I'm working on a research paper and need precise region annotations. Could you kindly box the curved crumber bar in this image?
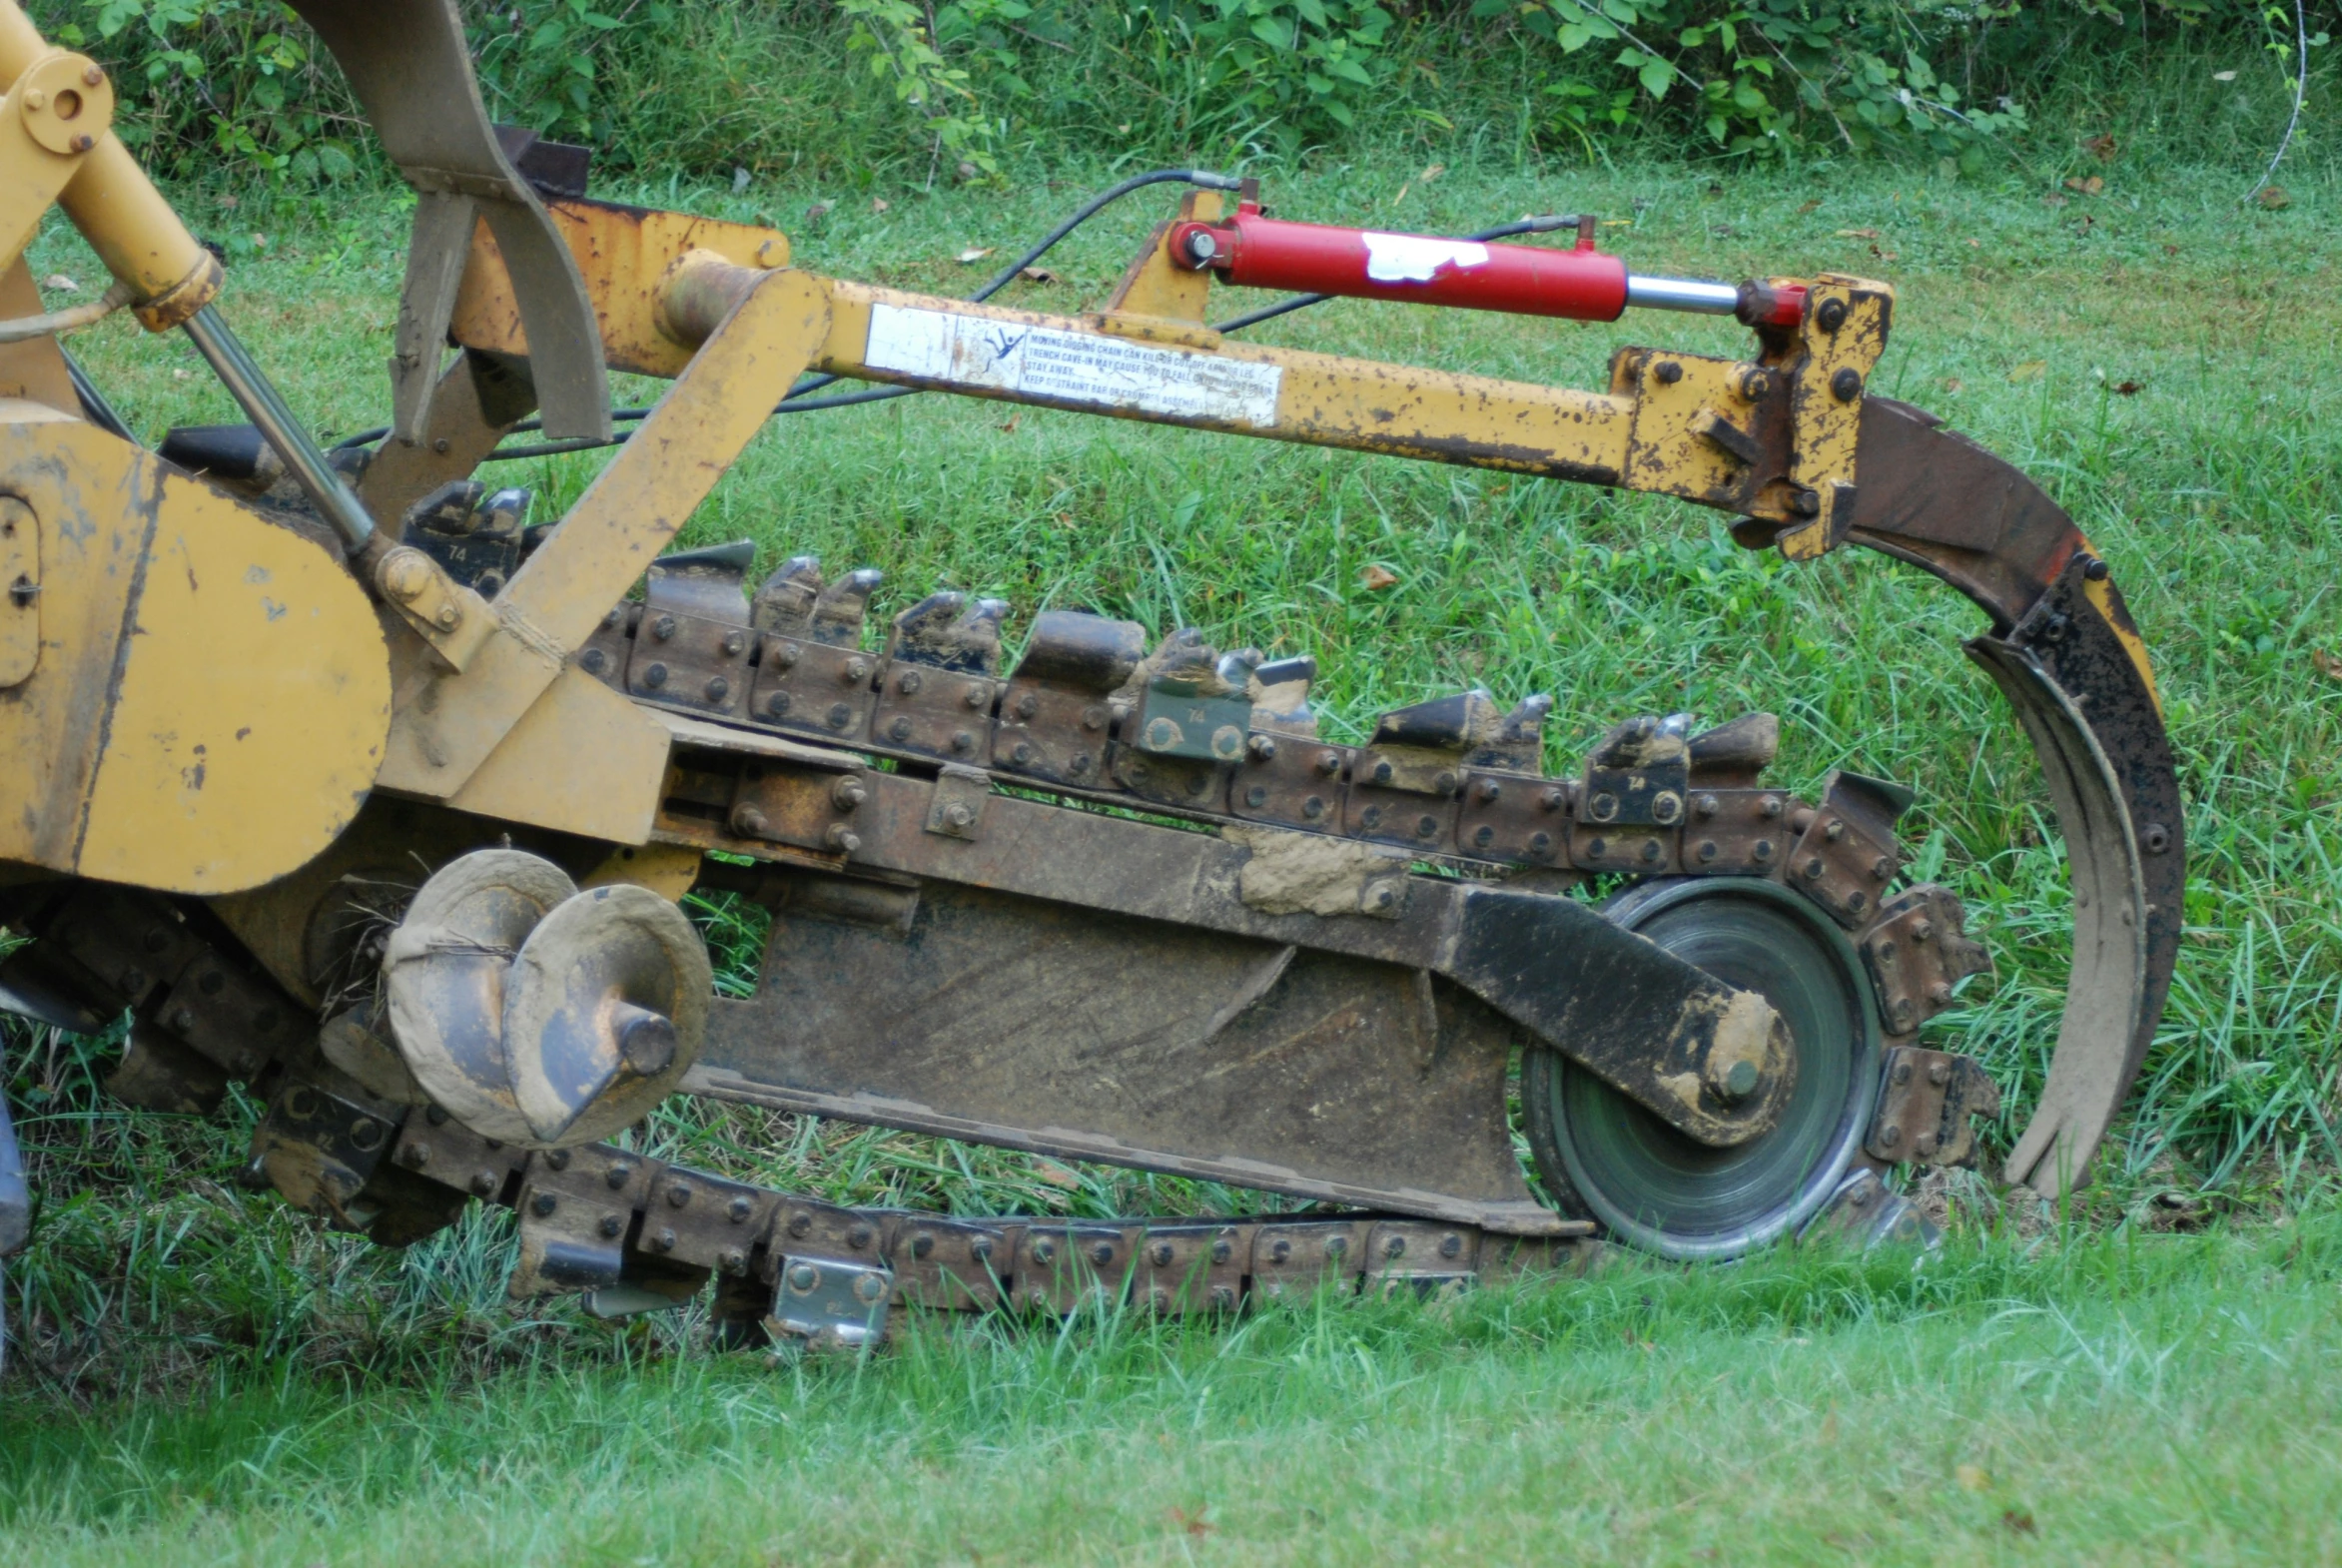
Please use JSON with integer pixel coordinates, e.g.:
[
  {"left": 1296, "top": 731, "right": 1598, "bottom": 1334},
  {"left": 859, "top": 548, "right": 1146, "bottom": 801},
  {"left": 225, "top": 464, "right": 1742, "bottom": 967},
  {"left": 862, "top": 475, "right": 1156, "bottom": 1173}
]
[{"left": 1848, "top": 398, "right": 2184, "bottom": 1196}]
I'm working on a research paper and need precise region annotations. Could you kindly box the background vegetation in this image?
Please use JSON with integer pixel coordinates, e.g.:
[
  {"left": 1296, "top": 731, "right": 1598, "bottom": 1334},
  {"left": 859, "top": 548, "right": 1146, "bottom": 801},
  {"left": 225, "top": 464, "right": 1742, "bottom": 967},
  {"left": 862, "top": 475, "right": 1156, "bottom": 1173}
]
[{"left": 0, "top": 1, "right": 2338, "bottom": 1556}]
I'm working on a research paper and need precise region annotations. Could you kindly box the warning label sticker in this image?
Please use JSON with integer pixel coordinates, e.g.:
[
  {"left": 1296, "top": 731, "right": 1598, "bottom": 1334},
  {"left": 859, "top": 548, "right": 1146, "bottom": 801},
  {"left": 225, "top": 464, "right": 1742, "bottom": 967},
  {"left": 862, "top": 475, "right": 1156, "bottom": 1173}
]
[{"left": 863, "top": 303, "right": 1283, "bottom": 427}]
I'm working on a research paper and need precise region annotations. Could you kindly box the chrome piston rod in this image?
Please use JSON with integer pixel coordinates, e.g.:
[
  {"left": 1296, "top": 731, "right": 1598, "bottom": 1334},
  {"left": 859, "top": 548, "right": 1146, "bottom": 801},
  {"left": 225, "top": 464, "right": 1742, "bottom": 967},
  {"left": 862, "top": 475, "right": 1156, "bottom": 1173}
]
[{"left": 181, "top": 305, "right": 377, "bottom": 552}]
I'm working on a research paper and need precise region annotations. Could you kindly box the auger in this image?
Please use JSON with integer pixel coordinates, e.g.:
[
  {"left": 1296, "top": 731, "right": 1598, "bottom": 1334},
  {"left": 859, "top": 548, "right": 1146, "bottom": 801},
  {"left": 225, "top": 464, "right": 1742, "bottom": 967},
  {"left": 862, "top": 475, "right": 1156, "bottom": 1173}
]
[{"left": 0, "top": 0, "right": 2180, "bottom": 1351}]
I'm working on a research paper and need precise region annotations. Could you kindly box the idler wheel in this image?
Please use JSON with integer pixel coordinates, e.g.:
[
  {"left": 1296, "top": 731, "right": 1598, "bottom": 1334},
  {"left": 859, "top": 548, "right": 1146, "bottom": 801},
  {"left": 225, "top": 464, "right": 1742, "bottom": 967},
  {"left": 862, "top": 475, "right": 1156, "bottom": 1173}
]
[{"left": 1523, "top": 877, "right": 1882, "bottom": 1260}]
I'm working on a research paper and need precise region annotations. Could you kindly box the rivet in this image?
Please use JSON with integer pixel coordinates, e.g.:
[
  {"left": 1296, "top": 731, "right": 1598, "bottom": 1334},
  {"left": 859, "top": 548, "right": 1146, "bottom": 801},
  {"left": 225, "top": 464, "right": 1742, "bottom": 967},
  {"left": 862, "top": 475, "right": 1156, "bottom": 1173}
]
[
  {"left": 1472, "top": 825, "right": 1495, "bottom": 849},
  {"left": 667, "top": 1181, "right": 693, "bottom": 1207},
  {"left": 723, "top": 630, "right": 747, "bottom": 656},
  {"left": 426, "top": 1105, "right": 450, "bottom": 1127},
  {"left": 1248, "top": 733, "right": 1277, "bottom": 761},
  {"left": 1416, "top": 815, "right": 1440, "bottom": 839},
  {"left": 530, "top": 1191, "right": 557, "bottom": 1217},
  {"left": 847, "top": 1222, "right": 874, "bottom": 1249},
  {"left": 643, "top": 662, "right": 668, "bottom": 689},
  {"left": 1268, "top": 1238, "right": 1291, "bottom": 1263},
  {"left": 963, "top": 683, "right": 988, "bottom": 709},
  {"left": 1091, "top": 1241, "right": 1116, "bottom": 1265},
  {"left": 1316, "top": 750, "right": 1342, "bottom": 775},
  {"left": 1245, "top": 785, "right": 1268, "bottom": 808},
  {"left": 605, "top": 1163, "right": 633, "bottom": 1189},
  {"left": 1433, "top": 771, "right": 1457, "bottom": 795},
  {"left": 398, "top": 1143, "right": 430, "bottom": 1170},
  {"left": 951, "top": 730, "right": 976, "bottom": 753},
  {"left": 911, "top": 1232, "right": 935, "bottom": 1259},
  {"left": 1370, "top": 760, "right": 1393, "bottom": 786},
  {"left": 773, "top": 643, "right": 800, "bottom": 668},
  {"left": 897, "top": 669, "right": 923, "bottom": 695},
  {"left": 469, "top": 1171, "right": 498, "bottom": 1196},
  {"left": 1438, "top": 1232, "right": 1462, "bottom": 1259},
  {"left": 651, "top": 1227, "right": 676, "bottom": 1252},
  {"left": 1302, "top": 796, "right": 1324, "bottom": 819},
  {"left": 1015, "top": 692, "right": 1041, "bottom": 719},
  {"left": 705, "top": 675, "right": 730, "bottom": 701},
  {"left": 1697, "top": 840, "right": 1718, "bottom": 863},
  {"left": 719, "top": 1246, "right": 747, "bottom": 1274},
  {"left": 729, "top": 1194, "right": 753, "bottom": 1221},
  {"left": 597, "top": 1214, "right": 622, "bottom": 1238},
  {"left": 1382, "top": 1234, "right": 1405, "bottom": 1258},
  {"left": 544, "top": 1149, "right": 571, "bottom": 1171},
  {"left": 1824, "top": 818, "right": 1845, "bottom": 842},
  {"left": 1210, "top": 1238, "right": 1232, "bottom": 1263},
  {"left": 1360, "top": 806, "right": 1383, "bottom": 830},
  {"left": 652, "top": 614, "right": 676, "bottom": 641},
  {"left": 788, "top": 1210, "right": 813, "bottom": 1237},
  {"left": 827, "top": 703, "right": 853, "bottom": 728},
  {"left": 888, "top": 716, "right": 913, "bottom": 742},
  {"left": 789, "top": 1262, "right": 819, "bottom": 1291},
  {"left": 1034, "top": 1238, "right": 1057, "bottom": 1263},
  {"left": 1878, "top": 1126, "right": 1903, "bottom": 1150}
]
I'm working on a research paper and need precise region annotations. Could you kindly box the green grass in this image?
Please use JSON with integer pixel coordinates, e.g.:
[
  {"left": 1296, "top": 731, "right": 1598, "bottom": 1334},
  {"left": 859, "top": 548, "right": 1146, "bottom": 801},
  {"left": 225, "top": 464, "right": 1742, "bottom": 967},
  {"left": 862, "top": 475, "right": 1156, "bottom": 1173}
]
[
  {"left": 5, "top": 141, "right": 2342, "bottom": 1558},
  {"left": 5, "top": 1217, "right": 2342, "bottom": 1564}
]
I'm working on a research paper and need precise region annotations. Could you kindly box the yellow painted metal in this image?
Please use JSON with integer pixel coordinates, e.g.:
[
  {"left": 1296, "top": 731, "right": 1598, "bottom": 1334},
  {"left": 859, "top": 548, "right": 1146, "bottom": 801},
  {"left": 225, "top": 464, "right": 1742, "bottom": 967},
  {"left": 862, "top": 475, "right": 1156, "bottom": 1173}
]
[
  {"left": 443, "top": 663, "right": 674, "bottom": 843},
  {"left": 0, "top": 406, "right": 390, "bottom": 894},
  {"left": 583, "top": 840, "right": 704, "bottom": 902},
  {"left": 11, "top": 47, "right": 110, "bottom": 156},
  {"left": 448, "top": 197, "right": 790, "bottom": 378},
  {"left": 0, "top": 1, "right": 220, "bottom": 329},
  {"left": 0, "top": 261, "right": 76, "bottom": 414},
  {"left": 1616, "top": 349, "right": 1766, "bottom": 508},
  {"left": 377, "top": 266, "right": 831, "bottom": 801},
  {"left": 0, "top": 52, "right": 96, "bottom": 281},
  {"left": 1774, "top": 274, "right": 1890, "bottom": 561},
  {"left": 0, "top": 491, "right": 34, "bottom": 685},
  {"left": 1101, "top": 189, "right": 1221, "bottom": 326},
  {"left": 811, "top": 280, "right": 1636, "bottom": 482},
  {"left": 2082, "top": 564, "right": 2162, "bottom": 715}
]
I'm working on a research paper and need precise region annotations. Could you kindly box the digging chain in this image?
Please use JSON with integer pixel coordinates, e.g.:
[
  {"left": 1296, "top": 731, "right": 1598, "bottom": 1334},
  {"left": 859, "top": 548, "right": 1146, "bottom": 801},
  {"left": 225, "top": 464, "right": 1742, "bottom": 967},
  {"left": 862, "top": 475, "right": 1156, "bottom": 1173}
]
[{"left": 0, "top": 538, "right": 2011, "bottom": 1344}]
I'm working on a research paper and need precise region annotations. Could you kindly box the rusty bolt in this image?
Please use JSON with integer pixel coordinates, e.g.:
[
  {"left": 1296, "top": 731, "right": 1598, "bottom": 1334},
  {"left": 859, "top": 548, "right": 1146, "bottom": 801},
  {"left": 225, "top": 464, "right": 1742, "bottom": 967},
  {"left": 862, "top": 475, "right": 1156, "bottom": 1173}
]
[
  {"left": 847, "top": 1222, "right": 874, "bottom": 1249},
  {"left": 1587, "top": 792, "right": 1619, "bottom": 823},
  {"left": 789, "top": 1262, "right": 819, "bottom": 1291},
  {"left": 351, "top": 1118, "right": 385, "bottom": 1153},
  {"left": 1653, "top": 361, "right": 1683, "bottom": 385},
  {"left": 854, "top": 1273, "right": 886, "bottom": 1304},
  {"left": 1315, "top": 750, "right": 1343, "bottom": 776},
  {"left": 1015, "top": 692, "right": 1041, "bottom": 719},
  {"left": 1091, "top": 1241, "right": 1115, "bottom": 1265},
  {"left": 1211, "top": 1237, "right": 1233, "bottom": 1263},
  {"left": 605, "top": 1163, "right": 634, "bottom": 1189},
  {"left": 1831, "top": 368, "right": 1864, "bottom": 402},
  {"left": 1847, "top": 891, "right": 1868, "bottom": 916},
  {"left": 1872, "top": 856, "right": 1893, "bottom": 881},
  {"left": 1361, "top": 881, "right": 1397, "bottom": 914},
  {"left": 1540, "top": 787, "right": 1565, "bottom": 812},
  {"left": 1070, "top": 753, "right": 1094, "bottom": 776},
  {"left": 1302, "top": 796, "right": 1325, "bottom": 819},
  {"left": 825, "top": 823, "right": 862, "bottom": 854},
  {"left": 1929, "top": 1061, "right": 1952, "bottom": 1090},
  {"left": 398, "top": 1142, "right": 430, "bottom": 1170},
  {"left": 1529, "top": 831, "right": 1553, "bottom": 856},
  {"left": 530, "top": 1191, "right": 557, "bottom": 1217},
  {"left": 1433, "top": 771, "right": 1458, "bottom": 795},
  {"left": 1761, "top": 795, "right": 1785, "bottom": 819},
  {"left": 729, "top": 1194, "right": 753, "bottom": 1222},
  {"left": 723, "top": 630, "right": 747, "bottom": 656},
  {"left": 1697, "top": 840, "right": 1719, "bottom": 863},
  {"left": 1476, "top": 778, "right": 1502, "bottom": 803},
  {"left": 963, "top": 683, "right": 988, "bottom": 709},
  {"left": 69, "top": 133, "right": 92, "bottom": 153},
  {"left": 1438, "top": 1232, "right": 1463, "bottom": 1259},
  {"left": 843, "top": 657, "right": 872, "bottom": 684},
  {"left": 378, "top": 550, "right": 434, "bottom": 603},
  {"left": 787, "top": 1210, "right": 813, "bottom": 1237},
  {"left": 971, "top": 1237, "right": 994, "bottom": 1260},
  {"left": 1586, "top": 837, "right": 1609, "bottom": 858},
  {"left": 1359, "top": 805, "right": 1384, "bottom": 830},
  {"left": 1368, "top": 760, "right": 1394, "bottom": 787},
  {"left": 1824, "top": 818, "right": 1845, "bottom": 842},
  {"left": 730, "top": 803, "right": 768, "bottom": 837},
  {"left": 705, "top": 675, "right": 730, "bottom": 701},
  {"left": 1892, "top": 998, "right": 1916, "bottom": 1031},
  {"left": 1893, "top": 1061, "right": 1914, "bottom": 1086},
  {"left": 1267, "top": 1238, "right": 1292, "bottom": 1263},
  {"left": 1033, "top": 1238, "right": 1057, "bottom": 1263},
  {"left": 1012, "top": 742, "right": 1035, "bottom": 764},
  {"left": 1804, "top": 857, "right": 1826, "bottom": 880},
  {"left": 469, "top": 1171, "right": 498, "bottom": 1196},
  {"left": 597, "top": 1214, "right": 622, "bottom": 1238},
  {"left": 651, "top": 1227, "right": 676, "bottom": 1253},
  {"left": 1816, "top": 298, "right": 1849, "bottom": 333},
  {"left": 1788, "top": 488, "right": 1823, "bottom": 517},
  {"left": 719, "top": 1246, "right": 747, "bottom": 1275},
  {"left": 581, "top": 649, "right": 608, "bottom": 675},
  {"left": 667, "top": 1180, "right": 693, "bottom": 1207},
  {"left": 1382, "top": 1234, "right": 1406, "bottom": 1259},
  {"left": 1753, "top": 841, "right": 1776, "bottom": 863},
  {"left": 1324, "top": 1235, "right": 1348, "bottom": 1258},
  {"left": 642, "top": 662, "right": 669, "bottom": 689},
  {"left": 426, "top": 1105, "right": 450, "bottom": 1127},
  {"left": 1472, "top": 825, "right": 1495, "bottom": 849},
  {"left": 1245, "top": 785, "right": 1269, "bottom": 808},
  {"left": 1912, "top": 919, "right": 1935, "bottom": 943},
  {"left": 1652, "top": 791, "right": 1684, "bottom": 826},
  {"left": 1248, "top": 733, "right": 1277, "bottom": 761},
  {"left": 911, "top": 1232, "right": 935, "bottom": 1259},
  {"left": 772, "top": 643, "right": 800, "bottom": 669},
  {"left": 832, "top": 777, "right": 867, "bottom": 811},
  {"left": 650, "top": 614, "right": 675, "bottom": 642},
  {"left": 1915, "top": 1132, "right": 1939, "bottom": 1159},
  {"left": 951, "top": 730, "right": 976, "bottom": 753},
  {"left": 896, "top": 669, "right": 923, "bottom": 695},
  {"left": 943, "top": 802, "right": 974, "bottom": 830},
  {"left": 1736, "top": 365, "right": 1774, "bottom": 401},
  {"left": 1694, "top": 792, "right": 1719, "bottom": 819},
  {"left": 1415, "top": 815, "right": 1440, "bottom": 840},
  {"left": 827, "top": 703, "right": 853, "bottom": 728},
  {"left": 1877, "top": 1125, "right": 1903, "bottom": 1151},
  {"left": 887, "top": 716, "right": 913, "bottom": 742},
  {"left": 544, "top": 1149, "right": 571, "bottom": 1171}
]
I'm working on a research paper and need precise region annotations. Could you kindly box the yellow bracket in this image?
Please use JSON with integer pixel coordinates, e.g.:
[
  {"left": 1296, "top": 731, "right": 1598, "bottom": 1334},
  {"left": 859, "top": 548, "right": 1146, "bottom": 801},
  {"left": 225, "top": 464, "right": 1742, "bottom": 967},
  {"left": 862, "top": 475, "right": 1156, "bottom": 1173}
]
[{"left": 0, "top": 48, "right": 107, "bottom": 278}]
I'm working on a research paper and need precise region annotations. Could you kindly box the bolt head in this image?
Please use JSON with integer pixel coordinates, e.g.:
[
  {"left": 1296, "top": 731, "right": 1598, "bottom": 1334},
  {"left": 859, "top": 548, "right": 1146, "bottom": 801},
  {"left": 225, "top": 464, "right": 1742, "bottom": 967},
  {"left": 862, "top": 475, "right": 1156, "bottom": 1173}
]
[
  {"left": 597, "top": 1214, "right": 622, "bottom": 1238},
  {"left": 530, "top": 1191, "right": 557, "bottom": 1217},
  {"left": 1831, "top": 368, "right": 1864, "bottom": 402},
  {"left": 1816, "top": 298, "right": 1849, "bottom": 333},
  {"left": 789, "top": 1263, "right": 819, "bottom": 1291},
  {"left": 667, "top": 1181, "right": 693, "bottom": 1207},
  {"left": 1878, "top": 1125, "right": 1903, "bottom": 1150}
]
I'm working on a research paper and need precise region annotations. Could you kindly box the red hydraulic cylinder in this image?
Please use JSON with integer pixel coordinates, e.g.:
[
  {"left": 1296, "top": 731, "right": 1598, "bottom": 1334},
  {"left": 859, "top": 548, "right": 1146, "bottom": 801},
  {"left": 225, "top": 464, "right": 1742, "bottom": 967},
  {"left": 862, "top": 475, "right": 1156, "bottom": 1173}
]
[{"left": 1171, "top": 209, "right": 1630, "bottom": 322}]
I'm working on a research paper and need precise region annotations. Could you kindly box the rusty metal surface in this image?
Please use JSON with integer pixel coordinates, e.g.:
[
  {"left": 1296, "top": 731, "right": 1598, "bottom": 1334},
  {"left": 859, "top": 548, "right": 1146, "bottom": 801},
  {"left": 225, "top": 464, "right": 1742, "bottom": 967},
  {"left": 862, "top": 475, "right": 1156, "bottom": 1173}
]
[{"left": 1865, "top": 1044, "right": 2001, "bottom": 1167}]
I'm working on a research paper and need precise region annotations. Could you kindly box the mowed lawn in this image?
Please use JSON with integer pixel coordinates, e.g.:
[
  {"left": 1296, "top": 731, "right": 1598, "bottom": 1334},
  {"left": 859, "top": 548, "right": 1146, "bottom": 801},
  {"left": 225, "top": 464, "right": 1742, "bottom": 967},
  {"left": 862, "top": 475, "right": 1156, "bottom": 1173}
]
[{"left": 3, "top": 146, "right": 2340, "bottom": 1565}]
